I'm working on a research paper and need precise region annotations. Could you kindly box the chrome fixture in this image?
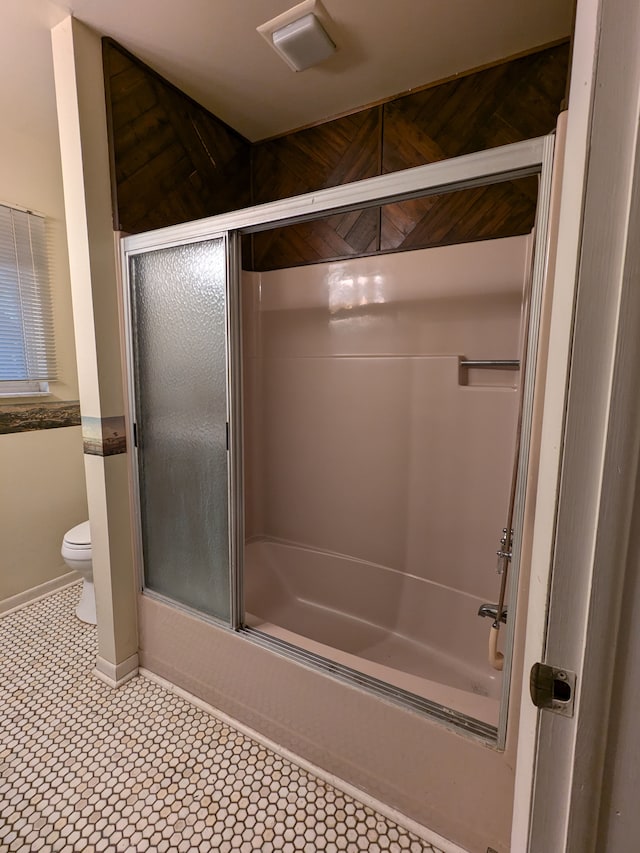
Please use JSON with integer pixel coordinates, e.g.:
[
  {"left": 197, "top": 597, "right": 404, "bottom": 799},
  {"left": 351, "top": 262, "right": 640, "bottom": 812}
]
[
  {"left": 478, "top": 603, "right": 508, "bottom": 624},
  {"left": 496, "top": 527, "right": 513, "bottom": 573}
]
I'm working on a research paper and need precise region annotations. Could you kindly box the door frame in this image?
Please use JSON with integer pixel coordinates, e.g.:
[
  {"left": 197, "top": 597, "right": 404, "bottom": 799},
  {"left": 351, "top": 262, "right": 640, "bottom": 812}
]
[{"left": 512, "top": 0, "right": 640, "bottom": 848}]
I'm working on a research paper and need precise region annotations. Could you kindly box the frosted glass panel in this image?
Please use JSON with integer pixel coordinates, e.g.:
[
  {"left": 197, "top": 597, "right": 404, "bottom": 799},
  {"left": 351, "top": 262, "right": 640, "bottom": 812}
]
[{"left": 130, "top": 238, "right": 230, "bottom": 621}]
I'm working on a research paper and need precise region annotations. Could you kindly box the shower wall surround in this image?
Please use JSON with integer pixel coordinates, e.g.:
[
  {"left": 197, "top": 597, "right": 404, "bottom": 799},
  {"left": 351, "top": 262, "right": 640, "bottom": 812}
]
[
  {"left": 240, "top": 233, "right": 534, "bottom": 731},
  {"left": 243, "top": 235, "right": 529, "bottom": 603}
]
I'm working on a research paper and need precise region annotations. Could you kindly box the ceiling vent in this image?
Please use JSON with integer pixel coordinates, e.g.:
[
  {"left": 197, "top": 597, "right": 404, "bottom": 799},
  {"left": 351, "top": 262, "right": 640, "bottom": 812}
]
[{"left": 257, "top": 0, "right": 337, "bottom": 72}]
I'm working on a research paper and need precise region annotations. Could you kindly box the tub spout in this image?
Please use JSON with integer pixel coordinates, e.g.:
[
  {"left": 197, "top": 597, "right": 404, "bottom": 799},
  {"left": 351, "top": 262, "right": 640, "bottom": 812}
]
[{"left": 478, "top": 603, "right": 508, "bottom": 624}]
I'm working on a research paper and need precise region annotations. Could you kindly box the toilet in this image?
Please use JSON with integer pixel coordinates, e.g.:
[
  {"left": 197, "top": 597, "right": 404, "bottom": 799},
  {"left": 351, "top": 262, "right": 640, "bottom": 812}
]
[{"left": 61, "top": 521, "right": 96, "bottom": 624}]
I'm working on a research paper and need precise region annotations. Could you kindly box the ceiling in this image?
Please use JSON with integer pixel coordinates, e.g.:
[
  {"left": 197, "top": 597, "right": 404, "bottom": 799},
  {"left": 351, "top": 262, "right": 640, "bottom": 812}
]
[{"left": 28, "top": 0, "right": 572, "bottom": 141}]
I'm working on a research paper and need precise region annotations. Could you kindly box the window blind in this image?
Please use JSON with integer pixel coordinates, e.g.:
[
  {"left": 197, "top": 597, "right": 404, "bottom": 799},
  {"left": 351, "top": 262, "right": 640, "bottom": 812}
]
[{"left": 0, "top": 204, "right": 57, "bottom": 382}]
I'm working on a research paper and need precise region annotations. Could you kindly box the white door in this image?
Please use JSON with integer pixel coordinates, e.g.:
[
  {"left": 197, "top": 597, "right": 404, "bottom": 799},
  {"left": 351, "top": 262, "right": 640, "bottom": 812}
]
[{"left": 512, "top": 0, "right": 640, "bottom": 849}]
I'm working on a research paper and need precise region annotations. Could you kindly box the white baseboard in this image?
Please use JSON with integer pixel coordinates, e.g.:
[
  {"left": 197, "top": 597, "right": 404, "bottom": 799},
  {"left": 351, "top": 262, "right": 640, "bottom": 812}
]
[
  {"left": 139, "top": 667, "right": 469, "bottom": 853},
  {"left": 0, "top": 571, "right": 81, "bottom": 616},
  {"left": 94, "top": 652, "right": 139, "bottom": 688}
]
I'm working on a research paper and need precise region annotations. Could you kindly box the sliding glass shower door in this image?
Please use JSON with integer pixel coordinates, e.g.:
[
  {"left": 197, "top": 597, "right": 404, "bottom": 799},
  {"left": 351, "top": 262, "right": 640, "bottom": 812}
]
[
  {"left": 128, "top": 236, "right": 231, "bottom": 622},
  {"left": 121, "top": 133, "right": 555, "bottom": 745}
]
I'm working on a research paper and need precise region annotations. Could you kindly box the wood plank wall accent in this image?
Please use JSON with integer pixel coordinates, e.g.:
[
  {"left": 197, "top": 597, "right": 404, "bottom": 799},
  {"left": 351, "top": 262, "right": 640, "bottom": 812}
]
[
  {"left": 380, "top": 43, "right": 569, "bottom": 253},
  {"left": 103, "top": 38, "right": 569, "bottom": 267},
  {"left": 251, "top": 41, "right": 569, "bottom": 270},
  {"left": 251, "top": 109, "right": 382, "bottom": 269},
  {"left": 103, "top": 40, "right": 251, "bottom": 234}
]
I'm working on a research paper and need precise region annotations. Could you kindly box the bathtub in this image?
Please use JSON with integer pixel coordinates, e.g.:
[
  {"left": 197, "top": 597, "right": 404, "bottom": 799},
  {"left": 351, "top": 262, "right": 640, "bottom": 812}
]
[{"left": 244, "top": 538, "right": 502, "bottom": 727}]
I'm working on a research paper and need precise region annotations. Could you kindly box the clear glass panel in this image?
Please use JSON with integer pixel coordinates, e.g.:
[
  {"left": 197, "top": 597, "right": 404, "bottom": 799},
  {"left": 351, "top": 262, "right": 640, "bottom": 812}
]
[
  {"left": 130, "top": 238, "right": 230, "bottom": 621},
  {"left": 241, "top": 178, "right": 540, "bottom": 729}
]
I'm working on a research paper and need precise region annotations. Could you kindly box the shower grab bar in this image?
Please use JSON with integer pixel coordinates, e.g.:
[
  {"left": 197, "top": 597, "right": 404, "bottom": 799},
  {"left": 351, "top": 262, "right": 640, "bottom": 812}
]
[{"left": 460, "top": 359, "right": 520, "bottom": 369}]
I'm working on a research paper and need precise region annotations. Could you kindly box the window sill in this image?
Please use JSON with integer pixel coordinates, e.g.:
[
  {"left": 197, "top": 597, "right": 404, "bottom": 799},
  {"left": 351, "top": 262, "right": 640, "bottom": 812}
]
[
  {"left": 0, "top": 380, "right": 52, "bottom": 399},
  {"left": 0, "top": 391, "right": 52, "bottom": 399}
]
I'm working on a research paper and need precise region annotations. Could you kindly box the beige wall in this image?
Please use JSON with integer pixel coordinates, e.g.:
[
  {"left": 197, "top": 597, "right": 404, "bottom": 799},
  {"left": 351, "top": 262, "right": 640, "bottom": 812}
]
[
  {"left": 0, "top": 1, "right": 87, "bottom": 603},
  {"left": 0, "top": 428, "right": 86, "bottom": 601}
]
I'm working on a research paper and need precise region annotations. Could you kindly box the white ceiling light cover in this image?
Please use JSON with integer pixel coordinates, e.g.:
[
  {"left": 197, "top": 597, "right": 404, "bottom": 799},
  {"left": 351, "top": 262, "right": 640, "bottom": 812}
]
[
  {"left": 257, "top": 0, "right": 337, "bottom": 73},
  {"left": 272, "top": 13, "right": 335, "bottom": 72}
]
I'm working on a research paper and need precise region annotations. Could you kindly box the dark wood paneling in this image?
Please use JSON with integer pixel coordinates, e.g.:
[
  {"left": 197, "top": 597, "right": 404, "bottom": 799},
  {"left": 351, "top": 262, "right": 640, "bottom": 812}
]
[
  {"left": 252, "top": 108, "right": 382, "bottom": 202},
  {"left": 251, "top": 208, "right": 380, "bottom": 271},
  {"left": 251, "top": 109, "right": 382, "bottom": 271},
  {"left": 252, "top": 42, "right": 569, "bottom": 269},
  {"left": 381, "top": 178, "right": 538, "bottom": 253},
  {"left": 380, "top": 43, "right": 569, "bottom": 253},
  {"left": 383, "top": 44, "right": 569, "bottom": 171},
  {"left": 103, "top": 40, "right": 251, "bottom": 234},
  {"left": 103, "top": 38, "right": 569, "bottom": 267}
]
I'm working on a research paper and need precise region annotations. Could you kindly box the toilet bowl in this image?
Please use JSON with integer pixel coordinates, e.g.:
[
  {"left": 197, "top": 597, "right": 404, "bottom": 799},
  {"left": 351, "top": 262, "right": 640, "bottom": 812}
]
[{"left": 61, "top": 521, "right": 95, "bottom": 624}]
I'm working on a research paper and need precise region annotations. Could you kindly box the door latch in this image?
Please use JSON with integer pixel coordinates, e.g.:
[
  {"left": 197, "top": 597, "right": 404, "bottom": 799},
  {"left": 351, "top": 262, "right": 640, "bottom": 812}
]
[{"left": 530, "top": 662, "right": 576, "bottom": 717}]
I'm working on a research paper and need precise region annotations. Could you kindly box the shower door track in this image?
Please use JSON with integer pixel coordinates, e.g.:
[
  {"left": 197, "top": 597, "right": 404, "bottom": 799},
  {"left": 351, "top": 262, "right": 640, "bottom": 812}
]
[
  {"left": 241, "top": 626, "right": 498, "bottom": 742},
  {"left": 121, "top": 132, "right": 556, "bottom": 750}
]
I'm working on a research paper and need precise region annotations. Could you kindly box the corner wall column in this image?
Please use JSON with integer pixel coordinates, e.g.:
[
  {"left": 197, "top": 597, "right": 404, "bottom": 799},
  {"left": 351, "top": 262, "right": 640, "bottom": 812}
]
[{"left": 51, "top": 16, "right": 138, "bottom": 686}]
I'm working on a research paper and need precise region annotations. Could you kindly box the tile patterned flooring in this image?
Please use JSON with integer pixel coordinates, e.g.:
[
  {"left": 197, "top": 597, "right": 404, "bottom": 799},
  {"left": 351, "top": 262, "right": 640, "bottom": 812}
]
[{"left": 0, "top": 585, "right": 444, "bottom": 853}]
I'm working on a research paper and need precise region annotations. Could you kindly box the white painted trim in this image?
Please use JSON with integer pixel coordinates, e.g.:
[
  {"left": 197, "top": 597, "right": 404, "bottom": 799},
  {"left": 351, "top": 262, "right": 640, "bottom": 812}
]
[
  {"left": 510, "top": 1, "right": 601, "bottom": 848},
  {"left": 94, "top": 652, "right": 139, "bottom": 688},
  {"left": 139, "top": 667, "right": 469, "bottom": 853},
  {"left": 514, "top": 0, "right": 640, "bottom": 849},
  {"left": 529, "top": 0, "right": 640, "bottom": 846},
  {"left": 0, "top": 572, "right": 80, "bottom": 616}
]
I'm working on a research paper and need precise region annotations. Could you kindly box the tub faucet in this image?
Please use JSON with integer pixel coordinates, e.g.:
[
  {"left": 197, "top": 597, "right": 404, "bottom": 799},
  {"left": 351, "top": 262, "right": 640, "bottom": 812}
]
[{"left": 478, "top": 603, "right": 508, "bottom": 624}]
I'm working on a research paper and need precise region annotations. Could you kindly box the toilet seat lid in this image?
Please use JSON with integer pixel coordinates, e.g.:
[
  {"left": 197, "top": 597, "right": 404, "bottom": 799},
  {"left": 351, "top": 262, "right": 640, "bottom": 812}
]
[{"left": 64, "top": 520, "right": 90, "bottom": 546}]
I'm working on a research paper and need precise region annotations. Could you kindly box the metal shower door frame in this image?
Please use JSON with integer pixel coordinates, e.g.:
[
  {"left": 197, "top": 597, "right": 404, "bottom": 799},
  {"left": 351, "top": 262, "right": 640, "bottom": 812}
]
[
  {"left": 121, "top": 133, "right": 555, "bottom": 747},
  {"left": 121, "top": 230, "right": 241, "bottom": 628}
]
